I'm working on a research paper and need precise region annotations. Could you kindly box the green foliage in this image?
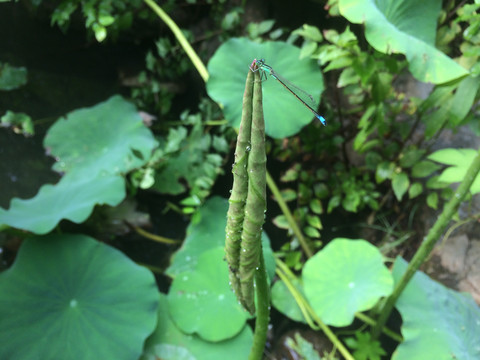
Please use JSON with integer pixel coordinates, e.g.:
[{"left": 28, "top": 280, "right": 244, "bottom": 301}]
[
  {"left": 141, "top": 294, "right": 253, "bottom": 360},
  {"left": 246, "top": 20, "right": 276, "bottom": 40},
  {"left": 165, "top": 196, "right": 275, "bottom": 282},
  {"left": 344, "top": 332, "right": 386, "bottom": 360},
  {"left": 272, "top": 241, "right": 480, "bottom": 359},
  {"left": 0, "top": 111, "right": 34, "bottom": 136},
  {"left": 285, "top": 333, "right": 325, "bottom": 360},
  {"left": 391, "top": 172, "right": 409, "bottom": 201},
  {"left": 339, "top": 0, "right": 468, "bottom": 83},
  {"left": 278, "top": 0, "right": 479, "bottom": 220},
  {"left": 132, "top": 36, "right": 194, "bottom": 116},
  {"left": 2, "top": 0, "right": 480, "bottom": 359},
  {"left": 428, "top": 148, "right": 480, "bottom": 194},
  {"left": 131, "top": 100, "right": 233, "bottom": 214},
  {"left": 421, "top": 77, "right": 480, "bottom": 138},
  {"left": 327, "top": 166, "right": 380, "bottom": 212},
  {"left": 0, "top": 62, "right": 27, "bottom": 90},
  {"left": 159, "top": 197, "right": 274, "bottom": 356},
  {"left": 392, "top": 258, "right": 480, "bottom": 359},
  {"left": 302, "top": 239, "right": 393, "bottom": 326},
  {"left": 401, "top": 147, "right": 480, "bottom": 209},
  {"left": 36, "top": 0, "right": 145, "bottom": 42},
  {"left": 221, "top": 7, "right": 244, "bottom": 33},
  {"left": 272, "top": 148, "right": 380, "bottom": 247},
  {"left": 167, "top": 247, "right": 248, "bottom": 341},
  {"left": 271, "top": 277, "right": 307, "bottom": 323},
  {"left": 207, "top": 37, "right": 325, "bottom": 138},
  {"left": 0, "top": 234, "right": 159, "bottom": 360},
  {"left": 278, "top": 163, "right": 327, "bottom": 237},
  {"left": 0, "top": 96, "right": 158, "bottom": 234}
]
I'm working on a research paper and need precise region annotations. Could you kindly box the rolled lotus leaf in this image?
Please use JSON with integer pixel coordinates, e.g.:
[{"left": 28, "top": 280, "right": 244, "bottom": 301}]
[
  {"left": 225, "top": 61, "right": 266, "bottom": 314},
  {"left": 225, "top": 65, "right": 254, "bottom": 301}
]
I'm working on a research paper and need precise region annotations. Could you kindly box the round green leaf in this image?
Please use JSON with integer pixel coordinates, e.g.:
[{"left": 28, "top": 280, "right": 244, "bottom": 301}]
[
  {"left": 0, "top": 95, "right": 158, "bottom": 234},
  {"left": 45, "top": 95, "right": 158, "bottom": 176},
  {"left": 302, "top": 238, "right": 393, "bottom": 326},
  {"left": 167, "top": 247, "right": 249, "bottom": 342},
  {"left": 207, "top": 37, "right": 325, "bottom": 139},
  {"left": 142, "top": 294, "right": 252, "bottom": 360},
  {"left": 0, "top": 234, "right": 159, "bottom": 360},
  {"left": 392, "top": 257, "right": 480, "bottom": 360}
]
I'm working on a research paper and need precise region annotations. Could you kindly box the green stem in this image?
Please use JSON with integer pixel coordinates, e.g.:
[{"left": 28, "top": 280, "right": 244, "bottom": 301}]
[
  {"left": 275, "top": 258, "right": 354, "bottom": 360},
  {"left": 440, "top": 212, "right": 480, "bottom": 247},
  {"left": 266, "top": 172, "right": 314, "bottom": 258},
  {"left": 130, "top": 224, "right": 180, "bottom": 244},
  {"left": 274, "top": 258, "right": 319, "bottom": 330},
  {"left": 248, "top": 252, "right": 270, "bottom": 360},
  {"left": 143, "top": 0, "right": 209, "bottom": 82},
  {"left": 304, "top": 302, "right": 354, "bottom": 360},
  {"left": 354, "top": 312, "right": 402, "bottom": 343},
  {"left": 373, "top": 149, "right": 480, "bottom": 338}
]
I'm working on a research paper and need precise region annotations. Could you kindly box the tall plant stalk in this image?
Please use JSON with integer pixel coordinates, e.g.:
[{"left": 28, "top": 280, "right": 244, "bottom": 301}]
[
  {"left": 247, "top": 68, "right": 269, "bottom": 359},
  {"left": 225, "top": 62, "right": 269, "bottom": 359},
  {"left": 143, "top": 0, "right": 209, "bottom": 82},
  {"left": 225, "top": 64, "right": 255, "bottom": 308},
  {"left": 266, "top": 172, "right": 314, "bottom": 258},
  {"left": 373, "top": 149, "right": 480, "bottom": 338}
]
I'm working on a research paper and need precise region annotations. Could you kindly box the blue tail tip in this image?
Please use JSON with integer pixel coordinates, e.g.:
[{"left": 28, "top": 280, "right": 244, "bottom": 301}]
[{"left": 317, "top": 115, "right": 326, "bottom": 126}]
